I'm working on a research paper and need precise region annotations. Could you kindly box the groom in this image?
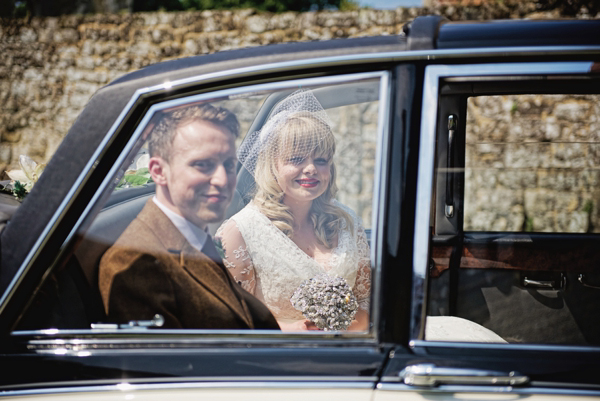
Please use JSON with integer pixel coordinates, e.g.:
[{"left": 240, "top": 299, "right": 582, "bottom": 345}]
[{"left": 99, "top": 104, "right": 279, "bottom": 330}]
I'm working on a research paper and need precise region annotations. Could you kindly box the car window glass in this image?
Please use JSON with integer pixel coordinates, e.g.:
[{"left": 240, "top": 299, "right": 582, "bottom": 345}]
[
  {"left": 426, "top": 75, "right": 600, "bottom": 346},
  {"left": 15, "top": 75, "right": 384, "bottom": 334},
  {"left": 464, "top": 94, "right": 600, "bottom": 233}
]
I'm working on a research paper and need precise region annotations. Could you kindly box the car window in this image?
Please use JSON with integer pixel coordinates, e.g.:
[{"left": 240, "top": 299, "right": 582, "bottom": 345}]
[
  {"left": 15, "top": 73, "right": 387, "bottom": 335},
  {"left": 419, "top": 62, "right": 600, "bottom": 346}
]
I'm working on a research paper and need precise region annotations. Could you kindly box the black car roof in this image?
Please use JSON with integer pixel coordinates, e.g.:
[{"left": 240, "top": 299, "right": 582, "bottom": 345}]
[{"left": 437, "top": 19, "right": 600, "bottom": 49}]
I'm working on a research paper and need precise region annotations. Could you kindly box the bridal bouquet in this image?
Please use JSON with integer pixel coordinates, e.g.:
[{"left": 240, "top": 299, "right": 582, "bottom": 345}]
[{"left": 290, "top": 274, "right": 359, "bottom": 331}]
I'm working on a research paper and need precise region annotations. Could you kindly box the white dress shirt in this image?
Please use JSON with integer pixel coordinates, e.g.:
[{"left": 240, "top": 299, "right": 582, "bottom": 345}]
[{"left": 152, "top": 197, "right": 208, "bottom": 252}]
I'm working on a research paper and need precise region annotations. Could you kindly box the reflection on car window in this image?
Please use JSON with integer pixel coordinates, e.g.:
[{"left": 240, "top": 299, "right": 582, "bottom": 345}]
[
  {"left": 16, "top": 77, "right": 381, "bottom": 334},
  {"left": 427, "top": 90, "right": 600, "bottom": 345}
]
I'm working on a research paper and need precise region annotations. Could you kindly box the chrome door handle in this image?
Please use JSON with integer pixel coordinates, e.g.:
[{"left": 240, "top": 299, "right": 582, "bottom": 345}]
[
  {"left": 91, "top": 314, "right": 165, "bottom": 330},
  {"left": 523, "top": 273, "right": 565, "bottom": 290},
  {"left": 523, "top": 278, "right": 555, "bottom": 288},
  {"left": 400, "top": 364, "right": 529, "bottom": 387},
  {"left": 445, "top": 114, "right": 457, "bottom": 218}
]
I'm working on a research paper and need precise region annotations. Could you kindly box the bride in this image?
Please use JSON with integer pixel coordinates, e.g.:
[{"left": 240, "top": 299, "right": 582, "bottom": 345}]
[{"left": 216, "top": 90, "right": 370, "bottom": 331}]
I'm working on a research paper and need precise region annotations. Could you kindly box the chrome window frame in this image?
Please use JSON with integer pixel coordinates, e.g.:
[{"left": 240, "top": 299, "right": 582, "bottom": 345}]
[
  {"left": 10, "top": 71, "right": 391, "bottom": 342},
  {"left": 410, "top": 61, "right": 596, "bottom": 345}
]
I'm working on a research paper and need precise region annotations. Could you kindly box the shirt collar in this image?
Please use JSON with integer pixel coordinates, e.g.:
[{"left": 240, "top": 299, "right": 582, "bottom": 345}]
[{"left": 152, "top": 196, "right": 208, "bottom": 252}]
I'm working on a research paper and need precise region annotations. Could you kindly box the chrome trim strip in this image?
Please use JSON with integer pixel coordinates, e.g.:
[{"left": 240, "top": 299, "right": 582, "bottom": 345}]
[
  {"left": 3, "top": 43, "right": 598, "bottom": 319},
  {"left": 24, "top": 338, "right": 380, "bottom": 354},
  {"left": 141, "top": 45, "right": 600, "bottom": 95},
  {"left": 370, "top": 71, "right": 392, "bottom": 337},
  {"left": 376, "top": 382, "right": 600, "bottom": 396},
  {"left": 410, "top": 61, "right": 595, "bottom": 341},
  {"left": 409, "top": 339, "right": 600, "bottom": 353},
  {"left": 0, "top": 379, "right": 375, "bottom": 398}
]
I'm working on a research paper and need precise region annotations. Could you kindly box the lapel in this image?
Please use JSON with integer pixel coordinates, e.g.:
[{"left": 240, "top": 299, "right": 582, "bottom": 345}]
[
  {"left": 180, "top": 242, "right": 252, "bottom": 328},
  {"left": 138, "top": 200, "right": 252, "bottom": 327}
]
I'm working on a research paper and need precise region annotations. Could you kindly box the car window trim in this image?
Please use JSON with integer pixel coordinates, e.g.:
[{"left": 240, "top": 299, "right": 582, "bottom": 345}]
[
  {"left": 411, "top": 61, "right": 596, "bottom": 344},
  {"left": 9, "top": 71, "right": 391, "bottom": 340}
]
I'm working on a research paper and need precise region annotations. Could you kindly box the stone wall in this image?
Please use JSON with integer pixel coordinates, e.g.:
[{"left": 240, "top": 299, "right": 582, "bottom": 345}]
[
  {"left": 0, "top": 4, "right": 581, "bottom": 174},
  {"left": 465, "top": 95, "right": 600, "bottom": 233}
]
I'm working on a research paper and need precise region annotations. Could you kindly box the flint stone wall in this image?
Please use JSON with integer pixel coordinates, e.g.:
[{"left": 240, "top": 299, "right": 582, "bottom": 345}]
[
  {"left": 0, "top": 8, "right": 422, "bottom": 176},
  {"left": 465, "top": 95, "right": 600, "bottom": 233}
]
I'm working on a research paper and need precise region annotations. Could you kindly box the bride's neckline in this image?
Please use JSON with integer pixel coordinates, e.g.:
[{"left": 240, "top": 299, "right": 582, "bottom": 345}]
[{"left": 248, "top": 203, "right": 342, "bottom": 272}]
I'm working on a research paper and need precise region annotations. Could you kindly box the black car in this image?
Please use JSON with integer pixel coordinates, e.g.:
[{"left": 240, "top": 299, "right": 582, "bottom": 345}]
[{"left": 2, "top": 15, "right": 600, "bottom": 399}]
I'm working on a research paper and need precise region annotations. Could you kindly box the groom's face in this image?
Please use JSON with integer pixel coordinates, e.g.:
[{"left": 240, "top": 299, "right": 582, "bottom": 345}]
[{"left": 151, "top": 119, "right": 237, "bottom": 229}]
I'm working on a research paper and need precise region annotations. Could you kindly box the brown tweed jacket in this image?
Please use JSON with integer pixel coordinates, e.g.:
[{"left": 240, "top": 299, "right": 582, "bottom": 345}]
[{"left": 99, "top": 200, "right": 278, "bottom": 330}]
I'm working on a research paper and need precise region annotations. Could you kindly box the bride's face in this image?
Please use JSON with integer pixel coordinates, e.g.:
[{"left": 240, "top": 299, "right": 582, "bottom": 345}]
[{"left": 275, "top": 151, "right": 331, "bottom": 205}]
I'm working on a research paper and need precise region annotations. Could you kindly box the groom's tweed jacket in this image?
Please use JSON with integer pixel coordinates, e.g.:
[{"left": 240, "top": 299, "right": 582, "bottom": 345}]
[{"left": 99, "top": 200, "right": 278, "bottom": 330}]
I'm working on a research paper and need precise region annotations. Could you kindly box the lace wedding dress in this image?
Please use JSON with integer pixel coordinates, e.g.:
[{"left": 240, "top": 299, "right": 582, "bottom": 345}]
[{"left": 216, "top": 202, "right": 371, "bottom": 321}]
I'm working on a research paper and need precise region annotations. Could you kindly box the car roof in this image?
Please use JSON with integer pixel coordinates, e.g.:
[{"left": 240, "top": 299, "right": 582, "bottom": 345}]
[{"left": 437, "top": 19, "right": 600, "bottom": 49}]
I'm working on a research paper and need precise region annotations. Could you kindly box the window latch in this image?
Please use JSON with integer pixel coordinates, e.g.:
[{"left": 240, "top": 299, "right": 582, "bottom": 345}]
[
  {"left": 445, "top": 114, "right": 457, "bottom": 218},
  {"left": 400, "top": 364, "right": 529, "bottom": 387},
  {"left": 91, "top": 314, "right": 165, "bottom": 330}
]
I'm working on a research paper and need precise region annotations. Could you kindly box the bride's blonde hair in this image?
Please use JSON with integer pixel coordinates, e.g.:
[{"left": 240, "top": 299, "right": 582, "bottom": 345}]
[{"left": 253, "top": 112, "right": 353, "bottom": 248}]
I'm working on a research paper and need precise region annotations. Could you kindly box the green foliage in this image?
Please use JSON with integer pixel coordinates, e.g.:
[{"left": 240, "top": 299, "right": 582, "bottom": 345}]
[
  {"left": 132, "top": 0, "right": 184, "bottom": 11},
  {"left": 214, "top": 236, "right": 226, "bottom": 260},
  {"left": 339, "top": 0, "right": 359, "bottom": 11},
  {"left": 13, "top": 181, "right": 27, "bottom": 201},
  {"left": 524, "top": 216, "right": 534, "bottom": 232},
  {"left": 583, "top": 199, "right": 594, "bottom": 214},
  {"left": 116, "top": 168, "right": 153, "bottom": 190}
]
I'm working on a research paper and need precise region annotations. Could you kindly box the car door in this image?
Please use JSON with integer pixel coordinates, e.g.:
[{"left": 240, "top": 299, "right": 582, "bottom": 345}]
[
  {"left": 0, "top": 47, "right": 399, "bottom": 398},
  {"left": 378, "top": 59, "right": 600, "bottom": 398}
]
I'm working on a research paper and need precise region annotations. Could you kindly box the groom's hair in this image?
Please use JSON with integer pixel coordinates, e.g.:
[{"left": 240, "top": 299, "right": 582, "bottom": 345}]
[{"left": 148, "top": 103, "right": 240, "bottom": 161}]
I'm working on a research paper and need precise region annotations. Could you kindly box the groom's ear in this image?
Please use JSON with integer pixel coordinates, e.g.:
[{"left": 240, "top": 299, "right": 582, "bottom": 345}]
[{"left": 148, "top": 156, "right": 169, "bottom": 186}]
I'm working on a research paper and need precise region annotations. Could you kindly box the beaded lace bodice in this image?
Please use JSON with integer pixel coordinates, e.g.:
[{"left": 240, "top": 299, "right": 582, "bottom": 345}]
[{"left": 216, "top": 202, "right": 371, "bottom": 320}]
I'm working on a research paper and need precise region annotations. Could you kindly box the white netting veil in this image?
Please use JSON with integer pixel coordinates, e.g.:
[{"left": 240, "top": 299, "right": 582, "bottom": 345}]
[{"left": 237, "top": 89, "right": 335, "bottom": 179}]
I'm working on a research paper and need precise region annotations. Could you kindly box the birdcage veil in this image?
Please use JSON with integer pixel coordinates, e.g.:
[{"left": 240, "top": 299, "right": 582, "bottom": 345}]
[{"left": 237, "top": 89, "right": 334, "bottom": 178}]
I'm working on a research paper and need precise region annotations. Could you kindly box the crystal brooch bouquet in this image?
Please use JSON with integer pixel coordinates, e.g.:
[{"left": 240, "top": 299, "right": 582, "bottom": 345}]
[{"left": 290, "top": 274, "right": 359, "bottom": 331}]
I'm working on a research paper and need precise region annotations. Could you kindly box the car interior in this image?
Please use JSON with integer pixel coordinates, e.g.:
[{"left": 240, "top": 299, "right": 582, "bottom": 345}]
[
  {"left": 427, "top": 76, "right": 600, "bottom": 345},
  {"left": 15, "top": 80, "right": 381, "bottom": 331}
]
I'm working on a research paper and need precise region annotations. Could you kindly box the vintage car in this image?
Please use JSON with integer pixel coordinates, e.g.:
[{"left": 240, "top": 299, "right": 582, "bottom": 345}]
[{"left": 1, "top": 15, "right": 600, "bottom": 399}]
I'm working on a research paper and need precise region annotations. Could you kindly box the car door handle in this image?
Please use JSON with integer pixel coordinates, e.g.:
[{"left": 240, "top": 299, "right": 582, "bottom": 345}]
[
  {"left": 522, "top": 273, "right": 566, "bottom": 290},
  {"left": 400, "top": 364, "right": 529, "bottom": 387},
  {"left": 445, "top": 114, "right": 457, "bottom": 218}
]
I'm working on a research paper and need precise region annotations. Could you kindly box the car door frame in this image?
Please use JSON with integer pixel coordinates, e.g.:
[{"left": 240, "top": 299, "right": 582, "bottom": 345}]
[
  {"left": 0, "top": 55, "right": 401, "bottom": 393},
  {"left": 380, "top": 59, "right": 600, "bottom": 394}
]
